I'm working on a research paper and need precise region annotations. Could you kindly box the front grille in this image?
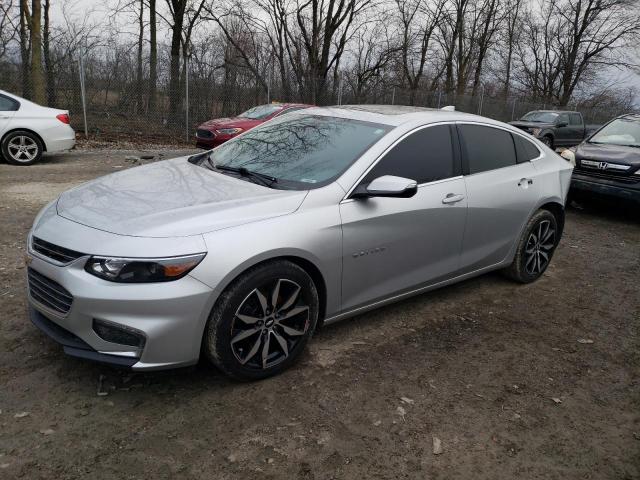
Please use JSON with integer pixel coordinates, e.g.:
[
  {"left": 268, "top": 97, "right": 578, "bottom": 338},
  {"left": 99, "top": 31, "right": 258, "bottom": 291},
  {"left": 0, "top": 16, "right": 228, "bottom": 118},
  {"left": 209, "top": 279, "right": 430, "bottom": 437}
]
[
  {"left": 27, "top": 268, "right": 74, "bottom": 315},
  {"left": 574, "top": 168, "right": 640, "bottom": 184},
  {"left": 32, "top": 236, "right": 84, "bottom": 264},
  {"left": 196, "top": 128, "right": 214, "bottom": 139}
]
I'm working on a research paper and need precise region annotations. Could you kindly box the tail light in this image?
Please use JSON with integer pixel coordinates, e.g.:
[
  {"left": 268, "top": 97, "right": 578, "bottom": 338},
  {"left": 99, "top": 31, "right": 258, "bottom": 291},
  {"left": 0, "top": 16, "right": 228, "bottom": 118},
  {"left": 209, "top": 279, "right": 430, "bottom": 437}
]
[{"left": 56, "top": 113, "right": 70, "bottom": 124}]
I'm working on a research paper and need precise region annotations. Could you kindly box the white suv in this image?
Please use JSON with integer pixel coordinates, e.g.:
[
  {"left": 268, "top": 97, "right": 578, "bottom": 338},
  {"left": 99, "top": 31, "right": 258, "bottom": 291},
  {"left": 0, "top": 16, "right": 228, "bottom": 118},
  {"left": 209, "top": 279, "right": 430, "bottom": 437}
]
[{"left": 0, "top": 89, "right": 76, "bottom": 165}]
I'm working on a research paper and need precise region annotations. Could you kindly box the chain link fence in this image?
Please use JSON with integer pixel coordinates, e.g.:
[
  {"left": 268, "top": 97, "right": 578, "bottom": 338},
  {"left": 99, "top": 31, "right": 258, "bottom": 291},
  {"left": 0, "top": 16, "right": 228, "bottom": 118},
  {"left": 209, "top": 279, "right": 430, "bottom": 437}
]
[{"left": 0, "top": 53, "right": 628, "bottom": 146}]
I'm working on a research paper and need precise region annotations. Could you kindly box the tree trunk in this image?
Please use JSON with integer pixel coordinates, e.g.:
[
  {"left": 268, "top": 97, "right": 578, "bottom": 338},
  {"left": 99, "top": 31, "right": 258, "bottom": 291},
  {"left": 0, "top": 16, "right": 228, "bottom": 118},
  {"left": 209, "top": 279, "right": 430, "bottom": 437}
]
[
  {"left": 19, "top": 0, "right": 31, "bottom": 98},
  {"left": 43, "top": 0, "right": 55, "bottom": 105},
  {"left": 136, "top": 0, "right": 144, "bottom": 113},
  {"left": 30, "top": 0, "right": 45, "bottom": 104},
  {"left": 168, "top": 1, "right": 185, "bottom": 119},
  {"left": 148, "top": 0, "right": 157, "bottom": 113}
]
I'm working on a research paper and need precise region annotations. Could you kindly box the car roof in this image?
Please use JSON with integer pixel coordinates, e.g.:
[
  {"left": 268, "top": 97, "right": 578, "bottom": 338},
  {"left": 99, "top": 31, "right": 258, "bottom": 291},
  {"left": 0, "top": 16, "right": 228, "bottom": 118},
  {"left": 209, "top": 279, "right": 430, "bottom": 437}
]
[
  {"left": 296, "top": 104, "right": 504, "bottom": 127},
  {"left": 619, "top": 113, "right": 640, "bottom": 121},
  {"left": 528, "top": 110, "right": 577, "bottom": 114}
]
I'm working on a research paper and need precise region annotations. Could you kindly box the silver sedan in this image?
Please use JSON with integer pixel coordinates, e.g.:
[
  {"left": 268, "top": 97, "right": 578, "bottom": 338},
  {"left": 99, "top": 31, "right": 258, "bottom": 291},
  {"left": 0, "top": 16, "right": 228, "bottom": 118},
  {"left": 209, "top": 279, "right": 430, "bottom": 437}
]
[{"left": 26, "top": 105, "right": 573, "bottom": 380}]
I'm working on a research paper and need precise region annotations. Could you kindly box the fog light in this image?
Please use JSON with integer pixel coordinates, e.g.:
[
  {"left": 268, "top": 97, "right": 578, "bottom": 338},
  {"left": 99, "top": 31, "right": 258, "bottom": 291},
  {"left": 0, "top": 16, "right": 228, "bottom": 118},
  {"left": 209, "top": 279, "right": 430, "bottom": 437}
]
[{"left": 93, "top": 319, "right": 146, "bottom": 348}]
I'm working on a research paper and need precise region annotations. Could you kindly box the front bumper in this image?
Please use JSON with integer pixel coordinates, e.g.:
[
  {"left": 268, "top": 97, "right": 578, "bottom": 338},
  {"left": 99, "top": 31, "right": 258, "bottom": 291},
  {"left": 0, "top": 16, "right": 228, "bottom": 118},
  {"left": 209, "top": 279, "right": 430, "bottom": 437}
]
[
  {"left": 27, "top": 250, "right": 216, "bottom": 371},
  {"left": 571, "top": 173, "right": 640, "bottom": 203},
  {"left": 195, "top": 134, "right": 236, "bottom": 149}
]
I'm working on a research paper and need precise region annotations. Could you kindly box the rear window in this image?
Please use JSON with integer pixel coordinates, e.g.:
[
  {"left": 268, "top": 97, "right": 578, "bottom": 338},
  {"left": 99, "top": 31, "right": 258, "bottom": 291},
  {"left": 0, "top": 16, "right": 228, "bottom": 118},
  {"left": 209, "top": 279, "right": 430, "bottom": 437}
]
[{"left": 458, "top": 125, "right": 517, "bottom": 174}]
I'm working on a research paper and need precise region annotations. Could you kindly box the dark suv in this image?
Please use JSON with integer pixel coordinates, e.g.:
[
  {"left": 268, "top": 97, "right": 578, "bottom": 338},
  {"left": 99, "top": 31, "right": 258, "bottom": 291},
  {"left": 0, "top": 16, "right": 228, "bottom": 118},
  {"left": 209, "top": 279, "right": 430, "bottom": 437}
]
[{"left": 568, "top": 114, "right": 640, "bottom": 204}]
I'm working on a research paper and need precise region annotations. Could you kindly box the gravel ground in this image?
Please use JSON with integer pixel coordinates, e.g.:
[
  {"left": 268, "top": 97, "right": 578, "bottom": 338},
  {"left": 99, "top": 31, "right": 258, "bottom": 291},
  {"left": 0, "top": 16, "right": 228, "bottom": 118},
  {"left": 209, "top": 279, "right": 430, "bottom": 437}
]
[{"left": 0, "top": 150, "right": 639, "bottom": 480}]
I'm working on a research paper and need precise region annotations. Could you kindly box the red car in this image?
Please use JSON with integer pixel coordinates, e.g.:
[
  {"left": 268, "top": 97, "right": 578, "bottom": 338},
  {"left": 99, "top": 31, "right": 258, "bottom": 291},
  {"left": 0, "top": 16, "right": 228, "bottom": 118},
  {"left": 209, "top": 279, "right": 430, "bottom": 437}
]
[{"left": 195, "top": 103, "right": 313, "bottom": 149}]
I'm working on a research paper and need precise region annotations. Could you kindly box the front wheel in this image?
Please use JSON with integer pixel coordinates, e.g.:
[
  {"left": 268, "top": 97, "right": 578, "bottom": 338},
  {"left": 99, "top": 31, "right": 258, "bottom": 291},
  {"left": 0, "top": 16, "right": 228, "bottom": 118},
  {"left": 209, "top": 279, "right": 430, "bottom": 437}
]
[
  {"left": 203, "top": 260, "right": 319, "bottom": 381},
  {"left": 504, "top": 209, "right": 559, "bottom": 283},
  {"left": 1, "top": 130, "right": 43, "bottom": 165},
  {"left": 540, "top": 135, "right": 554, "bottom": 150}
]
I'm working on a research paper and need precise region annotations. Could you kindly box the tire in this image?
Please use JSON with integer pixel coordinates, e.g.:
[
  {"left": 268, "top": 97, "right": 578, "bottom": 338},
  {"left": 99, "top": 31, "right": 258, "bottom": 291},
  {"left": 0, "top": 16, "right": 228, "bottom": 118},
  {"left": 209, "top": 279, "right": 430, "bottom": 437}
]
[
  {"left": 1, "top": 130, "right": 43, "bottom": 165},
  {"left": 540, "top": 135, "right": 554, "bottom": 150},
  {"left": 503, "top": 209, "right": 559, "bottom": 284},
  {"left": 203, "top": 260, "right": 319, "bottom": 381}
]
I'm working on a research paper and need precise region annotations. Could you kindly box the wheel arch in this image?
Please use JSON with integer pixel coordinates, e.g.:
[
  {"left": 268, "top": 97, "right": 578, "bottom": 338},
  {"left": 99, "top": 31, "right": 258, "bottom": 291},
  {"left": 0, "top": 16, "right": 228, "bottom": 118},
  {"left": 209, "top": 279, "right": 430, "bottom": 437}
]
[
  {"left": 538, "top": 200, "right": 565, "bottom": 240},
  {"left": 1, "top": 127, "right": 48, "bottom": 151},
  {"left": 207, "top": 253, "right": 329, "bottom": 325}
]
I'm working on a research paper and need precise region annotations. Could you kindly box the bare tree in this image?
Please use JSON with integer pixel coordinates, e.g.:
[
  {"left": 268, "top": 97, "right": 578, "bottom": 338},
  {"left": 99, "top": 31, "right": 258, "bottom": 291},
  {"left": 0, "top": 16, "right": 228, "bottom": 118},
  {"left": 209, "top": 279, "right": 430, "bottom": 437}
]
[
  {"left": 395, "top": 0, "right": 447, "bottom": 104},
  {"left": 518, "top": 0, "right": 640, "bottom": 105}
]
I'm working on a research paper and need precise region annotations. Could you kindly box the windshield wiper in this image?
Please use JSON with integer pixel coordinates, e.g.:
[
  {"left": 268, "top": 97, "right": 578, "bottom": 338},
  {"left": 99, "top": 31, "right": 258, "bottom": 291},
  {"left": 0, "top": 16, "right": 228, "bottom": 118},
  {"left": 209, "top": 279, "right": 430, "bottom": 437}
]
[{"left": 214, "top": 164, "right": 278, "bottom": 187}]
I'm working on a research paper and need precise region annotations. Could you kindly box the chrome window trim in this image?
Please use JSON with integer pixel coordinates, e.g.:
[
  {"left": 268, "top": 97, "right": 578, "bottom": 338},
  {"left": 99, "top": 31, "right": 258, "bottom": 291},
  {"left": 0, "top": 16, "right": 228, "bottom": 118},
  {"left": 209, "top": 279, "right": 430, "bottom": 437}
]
[{"left": 341, "top": 121, "right": 459, "bottom": 202}]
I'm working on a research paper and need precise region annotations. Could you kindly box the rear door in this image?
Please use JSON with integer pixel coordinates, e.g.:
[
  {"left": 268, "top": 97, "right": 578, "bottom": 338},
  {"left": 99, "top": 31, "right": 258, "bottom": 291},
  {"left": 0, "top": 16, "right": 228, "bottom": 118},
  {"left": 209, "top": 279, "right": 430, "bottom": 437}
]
[
  {"left": 457, "top": 123, "right": 541, "bottom": 272},
  {"left": 0, "top": 94, "right": 19, "bottom": 136},
  {"left": 340, "top": 124, "right": 467, "bottom": 311}
]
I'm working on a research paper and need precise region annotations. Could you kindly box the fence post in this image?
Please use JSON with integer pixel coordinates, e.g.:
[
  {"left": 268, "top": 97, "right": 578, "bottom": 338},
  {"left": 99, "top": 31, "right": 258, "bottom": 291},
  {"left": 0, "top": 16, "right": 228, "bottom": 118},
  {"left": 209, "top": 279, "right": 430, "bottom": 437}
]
[
  {"left": 391, "top": 88, "right": 395, "bottom": 105},
  {"left": 437, "top": 90, "right": 442, "bottom": 108},
  {"left": 511, "top": 98, "right": 516, "bottom": 120},
  {"left": 477, "top": 84, "right": 484, "bottom": 115},
  {"left": 337, "top": 72, "right": 343, "bottom": 106},
  {"left": 77, "top": 54, "right": 88, "bottom": 139},
  {"left": 185, "top": 56, "right": 189, "bottom": 143}
]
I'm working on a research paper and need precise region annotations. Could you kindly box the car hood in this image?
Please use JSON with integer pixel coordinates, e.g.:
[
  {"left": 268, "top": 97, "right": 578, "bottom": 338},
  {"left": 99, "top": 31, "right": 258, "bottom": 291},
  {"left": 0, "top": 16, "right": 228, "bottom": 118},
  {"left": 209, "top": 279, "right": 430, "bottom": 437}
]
[
  {"left": 198, "top": 116, "right": 263, "bottom": 131},
  {"left": 576, "top": 142, "right": 640, "bottom": 166},
  {"left": 509, "top": 121, "right": 555, "bottom": 129},
  {"left": 56, "top": 157, "right": 308, "bottom": 238}
]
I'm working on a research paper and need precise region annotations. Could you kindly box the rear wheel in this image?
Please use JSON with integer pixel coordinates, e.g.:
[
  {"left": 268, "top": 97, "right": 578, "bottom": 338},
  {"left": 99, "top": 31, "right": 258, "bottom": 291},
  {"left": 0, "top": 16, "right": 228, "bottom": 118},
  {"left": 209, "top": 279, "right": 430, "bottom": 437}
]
[
  {"left": 203, "top": 260, "right": 319, "bottom": 381},
  {"left": 504, "top": 209, "right": 558, "bottom": 283},
  {"left": 1, "top": 130, "right": 43, "bottom": 165}
]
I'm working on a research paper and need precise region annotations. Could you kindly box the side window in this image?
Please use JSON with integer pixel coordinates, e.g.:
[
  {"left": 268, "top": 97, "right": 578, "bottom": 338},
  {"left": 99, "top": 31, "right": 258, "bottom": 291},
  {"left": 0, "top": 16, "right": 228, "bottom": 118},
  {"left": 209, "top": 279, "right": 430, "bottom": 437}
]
[
  {"left": 557, "top": 113, "right": 569, "bottom": 125},
  {"left": 513, "top": 134, "right": 541, "bottom": 163},
  {"left": 458, "top": 124, "right": 517, "bottom": 174},
  {"left": 362, "top": 125, "right": 455, "bottom": 184},
  {"left": 0, "top": 95, "right": 19, "bottom": 111},
  {"left": 569, "top": 113, "right": 582, "bottom": 126}
]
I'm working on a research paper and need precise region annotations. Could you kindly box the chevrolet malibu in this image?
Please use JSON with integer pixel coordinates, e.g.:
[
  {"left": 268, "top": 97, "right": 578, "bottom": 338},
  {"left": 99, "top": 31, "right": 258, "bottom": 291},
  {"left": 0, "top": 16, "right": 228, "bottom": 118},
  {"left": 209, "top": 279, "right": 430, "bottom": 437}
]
[{"left": 26, "top": 105, "right": 572, "bottom": 380}]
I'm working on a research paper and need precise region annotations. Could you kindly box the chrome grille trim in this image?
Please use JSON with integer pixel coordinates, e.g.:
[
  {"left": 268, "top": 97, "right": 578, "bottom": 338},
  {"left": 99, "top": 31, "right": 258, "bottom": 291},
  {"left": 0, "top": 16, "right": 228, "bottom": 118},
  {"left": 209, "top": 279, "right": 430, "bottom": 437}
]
[
  {"left": 31, "top": 236, "right": 85, "bottom": 265},
  {"left": 27, "top": 268, "right": 73, "bottom": 315}
]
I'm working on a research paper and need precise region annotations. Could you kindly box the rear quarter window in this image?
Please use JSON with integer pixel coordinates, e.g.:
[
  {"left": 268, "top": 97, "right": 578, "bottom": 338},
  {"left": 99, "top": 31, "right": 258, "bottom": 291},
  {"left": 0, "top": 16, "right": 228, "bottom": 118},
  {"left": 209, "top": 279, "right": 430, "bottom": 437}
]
[
  {"left": 513, "top": 134, "right": 541, "bottom": 163},
  {"left": 0, "top": 95, "right": 19, "bottom": 111}
]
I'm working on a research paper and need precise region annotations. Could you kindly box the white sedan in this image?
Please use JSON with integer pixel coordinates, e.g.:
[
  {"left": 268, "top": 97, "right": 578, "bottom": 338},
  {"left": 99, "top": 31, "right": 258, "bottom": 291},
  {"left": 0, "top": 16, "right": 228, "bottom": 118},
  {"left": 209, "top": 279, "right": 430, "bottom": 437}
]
[{"left": 0, "top": 89, "right": 76, "bottom": 165}]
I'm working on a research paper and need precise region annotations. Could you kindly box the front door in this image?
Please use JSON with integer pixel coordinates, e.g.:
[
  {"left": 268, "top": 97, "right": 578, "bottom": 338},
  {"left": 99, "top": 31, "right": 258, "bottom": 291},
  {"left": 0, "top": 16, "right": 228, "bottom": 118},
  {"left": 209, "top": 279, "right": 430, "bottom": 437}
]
[{"left": 340, "top": 124, "right": 467, "bottom": 312}]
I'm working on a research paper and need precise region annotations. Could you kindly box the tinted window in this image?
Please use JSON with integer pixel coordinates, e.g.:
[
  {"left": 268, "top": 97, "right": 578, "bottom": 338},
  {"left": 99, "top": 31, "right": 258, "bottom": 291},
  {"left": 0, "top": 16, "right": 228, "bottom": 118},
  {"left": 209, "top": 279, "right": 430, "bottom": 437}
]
[
  {"left": 569, "top": 113, "right": 582, "bottom": 126},
  {"left": 557, "top": 113, "right": 569, "bottom": 125},
  {"left": 0, "top": 95, "right": 19, "bottom": 111},
  {"left": 513, "top": 134, "right": 541, "bottom": 163},
  {"left": 363, "top": 125, "right": 455, "bottom": 184},
  {"left": 206, "top": 115, "right": 391, "bottom": 189},
  {"left": 459, "top": 125, "right": 517, "bottom": 174}
]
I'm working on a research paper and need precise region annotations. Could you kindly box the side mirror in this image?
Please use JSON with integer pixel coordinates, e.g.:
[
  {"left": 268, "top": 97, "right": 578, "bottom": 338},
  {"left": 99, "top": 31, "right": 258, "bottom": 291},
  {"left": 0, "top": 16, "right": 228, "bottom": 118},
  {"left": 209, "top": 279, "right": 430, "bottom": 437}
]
[
  {"left": 556, "top": 121, "right": 568, "bottom": 128},
  {"left": 352, "top": 175, "right": 418, "bottom": 199}
]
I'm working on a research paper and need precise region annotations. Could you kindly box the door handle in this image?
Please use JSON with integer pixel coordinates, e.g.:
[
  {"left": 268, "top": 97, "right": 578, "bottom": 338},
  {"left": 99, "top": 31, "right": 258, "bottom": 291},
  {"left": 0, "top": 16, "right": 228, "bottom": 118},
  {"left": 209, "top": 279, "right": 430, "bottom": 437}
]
[
  {"left": 442, "top": 193, "right": 465, "bottom": 204},
  {"left": 518, "top": 178, "right": 533, "bottom": 187}
]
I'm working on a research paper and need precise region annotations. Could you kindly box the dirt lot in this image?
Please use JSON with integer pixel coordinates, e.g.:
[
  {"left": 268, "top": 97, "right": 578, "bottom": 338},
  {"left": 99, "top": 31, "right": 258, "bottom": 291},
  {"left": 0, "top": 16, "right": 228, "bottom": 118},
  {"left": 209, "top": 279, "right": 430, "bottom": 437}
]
[{"left": 0, "top": 150, "right": 639, "bottom": 480}]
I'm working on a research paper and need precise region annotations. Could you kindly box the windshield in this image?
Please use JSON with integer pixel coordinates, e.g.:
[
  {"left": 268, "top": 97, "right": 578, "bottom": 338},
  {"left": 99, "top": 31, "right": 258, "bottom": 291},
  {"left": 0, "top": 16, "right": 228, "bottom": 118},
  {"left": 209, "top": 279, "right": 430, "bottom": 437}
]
[
  {"left": 206, "top": 115, "right": 392, "bottom": 189},
  {"left": 238, "top": 104, "right": 284, "bottom": 120},
  {"left": 590, "top": 117, "right": 640, "bottom": 147},
  {"left": 521, "top": 111, "right": 559, "bottom": 123}
]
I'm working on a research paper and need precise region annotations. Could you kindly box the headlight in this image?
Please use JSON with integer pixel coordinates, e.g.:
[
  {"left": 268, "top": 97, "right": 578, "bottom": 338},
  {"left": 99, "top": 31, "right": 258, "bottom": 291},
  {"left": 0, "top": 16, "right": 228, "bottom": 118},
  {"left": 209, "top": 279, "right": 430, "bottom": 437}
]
[
  {"left": 216, "top": 128, "right": 243, "bottom": 135},
  {"left": 85, "top": 253, "right": 206, "bottom": 283},
  {"left": 531, "top": 128, "right": 542, "bottom": 136}
]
